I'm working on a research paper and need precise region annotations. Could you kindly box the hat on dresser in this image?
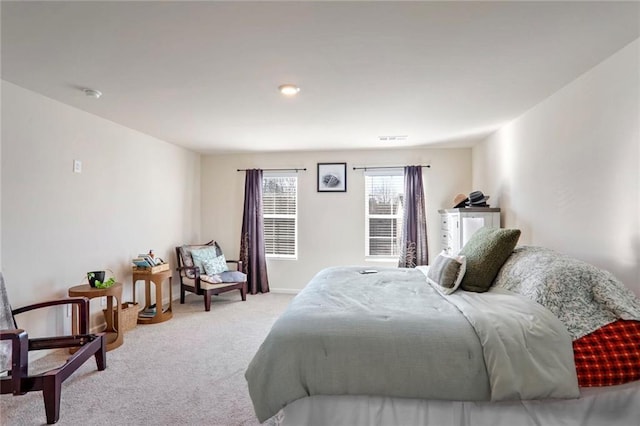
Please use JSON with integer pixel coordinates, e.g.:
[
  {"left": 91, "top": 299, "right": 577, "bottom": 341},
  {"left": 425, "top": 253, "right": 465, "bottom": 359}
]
[
  {"left": 453, "top": 194, "right": 468, "bottom": 208},
  {"left": 466, "top": 190, "right": 490, "bottom": 207}
]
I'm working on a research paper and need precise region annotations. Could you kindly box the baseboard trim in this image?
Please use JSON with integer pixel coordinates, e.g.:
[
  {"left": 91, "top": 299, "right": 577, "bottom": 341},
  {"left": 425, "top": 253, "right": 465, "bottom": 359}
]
[
  {"left": 168, "top": 286, "right": 299, "bottom": 297},
  {"left": 269, "top": 288, "right": 300, "bottom": 295}
]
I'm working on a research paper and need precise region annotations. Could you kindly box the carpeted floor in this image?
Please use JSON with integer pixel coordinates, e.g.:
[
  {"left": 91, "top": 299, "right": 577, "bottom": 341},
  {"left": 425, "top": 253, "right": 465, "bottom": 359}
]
[{"left": 1, "top": 292, "right": 293, "bottom": 426}]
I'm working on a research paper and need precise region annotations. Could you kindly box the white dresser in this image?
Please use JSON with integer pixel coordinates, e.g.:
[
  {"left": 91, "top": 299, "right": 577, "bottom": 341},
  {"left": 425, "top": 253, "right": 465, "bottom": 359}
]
[{"left": 438, "top": 208, "right": 501, "bottom": 254}]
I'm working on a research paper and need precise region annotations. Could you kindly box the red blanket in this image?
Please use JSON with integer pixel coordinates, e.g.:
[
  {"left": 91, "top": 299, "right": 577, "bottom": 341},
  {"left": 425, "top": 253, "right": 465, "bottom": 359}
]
[{"left": 573, "top": 320, "right": 640, "bottom": 387}]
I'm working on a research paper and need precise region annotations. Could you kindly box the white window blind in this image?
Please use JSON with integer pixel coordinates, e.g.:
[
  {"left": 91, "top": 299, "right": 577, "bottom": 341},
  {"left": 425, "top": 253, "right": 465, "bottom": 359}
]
[
  {"left": 262, "top": 173, "right": 297, "bottom": 258},
  {"left": 364, "top": 170, "right": 404, "bottom": 257}
]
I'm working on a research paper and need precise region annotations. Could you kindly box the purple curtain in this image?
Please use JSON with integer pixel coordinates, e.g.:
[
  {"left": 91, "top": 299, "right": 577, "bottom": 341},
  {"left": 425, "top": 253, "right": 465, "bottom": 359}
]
[
  {"left": 240, "top": 169, "right": 270, "bottom": 294},
  {"left": 398, "top": 166, "right": 428, "bottom": 268}
]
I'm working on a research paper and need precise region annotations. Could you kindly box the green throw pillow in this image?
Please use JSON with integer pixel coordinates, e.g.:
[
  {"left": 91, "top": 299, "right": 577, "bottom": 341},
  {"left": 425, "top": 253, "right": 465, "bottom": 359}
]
[{"left": 459, "top": 227, "right": 521, "bottom": 292}]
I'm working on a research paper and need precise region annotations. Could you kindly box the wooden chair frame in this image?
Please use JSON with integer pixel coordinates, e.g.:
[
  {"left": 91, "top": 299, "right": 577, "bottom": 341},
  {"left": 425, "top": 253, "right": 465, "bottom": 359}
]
[
  {"left": 0, "top": 297, "right": 106, "bottom": 424},
  {"left": 175, "top": 244, "right": 247, "bottom": 311}
]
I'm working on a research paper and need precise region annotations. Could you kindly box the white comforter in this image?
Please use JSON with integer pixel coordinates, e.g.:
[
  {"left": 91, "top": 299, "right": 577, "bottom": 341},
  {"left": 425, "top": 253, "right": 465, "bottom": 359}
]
[{"left": 444, "top": 287, "right": 580, "bottom": 400}]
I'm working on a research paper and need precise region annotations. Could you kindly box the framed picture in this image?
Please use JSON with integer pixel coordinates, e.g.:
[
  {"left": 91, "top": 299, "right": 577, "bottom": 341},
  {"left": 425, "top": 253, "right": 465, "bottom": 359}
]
[{"left": 317, "top": 162, "right": 347, "bottom": 192}]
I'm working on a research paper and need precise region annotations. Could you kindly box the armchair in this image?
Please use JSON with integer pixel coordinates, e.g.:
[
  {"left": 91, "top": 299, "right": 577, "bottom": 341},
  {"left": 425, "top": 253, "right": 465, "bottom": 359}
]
[
  {"left": 176, "top": 240, "right": 247, "bottom": 311},
  {"left": 0, "top": 273, "right": 106, "bottom": 424}
]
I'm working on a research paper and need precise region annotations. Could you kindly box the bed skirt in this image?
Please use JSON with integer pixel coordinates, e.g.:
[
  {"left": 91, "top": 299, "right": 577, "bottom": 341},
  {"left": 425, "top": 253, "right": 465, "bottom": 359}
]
[{"left": 266, "top": 380, "right": 640, "bottom": 426}]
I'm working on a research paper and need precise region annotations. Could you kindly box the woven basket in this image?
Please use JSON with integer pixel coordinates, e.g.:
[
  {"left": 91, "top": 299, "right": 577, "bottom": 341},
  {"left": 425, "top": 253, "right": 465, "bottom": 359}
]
[{"left": 103, "top": 302, "right": 139, "bottom": 332}]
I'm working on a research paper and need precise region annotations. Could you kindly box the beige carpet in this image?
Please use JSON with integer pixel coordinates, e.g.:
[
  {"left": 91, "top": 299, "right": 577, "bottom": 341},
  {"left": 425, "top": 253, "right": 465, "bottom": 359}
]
[{"left": 1, "top": 292, "right": 293, "bottom": 426}]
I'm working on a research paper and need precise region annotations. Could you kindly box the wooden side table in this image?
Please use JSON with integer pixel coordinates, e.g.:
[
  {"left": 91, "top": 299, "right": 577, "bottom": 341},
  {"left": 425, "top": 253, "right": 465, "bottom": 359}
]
[
  {"left": 68, "top": 282, "right": 124, "bottom": 351},
  {"left": 132, "top": 268, "right": 173, "bottom": 324}
]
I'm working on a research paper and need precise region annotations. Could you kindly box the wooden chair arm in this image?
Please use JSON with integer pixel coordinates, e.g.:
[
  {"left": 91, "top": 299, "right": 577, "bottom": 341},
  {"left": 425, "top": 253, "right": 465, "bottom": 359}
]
[
  {"left": 0, "top": 328, "right": 28, "bottom": 394},
  {"left": 0, "top": 328, "right": 26, "bottom": 340},
  {"left": 226, "top": 260, "right": 244, "bottom": 273},
  {"left": 12, "top": 297, "right": 91, "bottom": 334}
]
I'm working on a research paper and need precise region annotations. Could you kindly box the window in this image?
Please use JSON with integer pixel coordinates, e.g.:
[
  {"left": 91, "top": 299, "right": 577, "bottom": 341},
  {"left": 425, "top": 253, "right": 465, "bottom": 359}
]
[
  {"left": 262, "top": 173, "right": 297, "bottom": 258},
  {"left": 364, "top": 170, "right": 404, "bottom": 258}
]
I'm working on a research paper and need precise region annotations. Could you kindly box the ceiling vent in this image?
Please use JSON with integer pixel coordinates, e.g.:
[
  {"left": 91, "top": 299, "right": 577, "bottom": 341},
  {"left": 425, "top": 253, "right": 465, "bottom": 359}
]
[{"left": 378, "top": 135, "right": 408, "bottom": 142}]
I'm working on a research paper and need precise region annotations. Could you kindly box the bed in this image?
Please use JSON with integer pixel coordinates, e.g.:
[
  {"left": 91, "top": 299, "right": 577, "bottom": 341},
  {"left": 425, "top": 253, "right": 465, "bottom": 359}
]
[{"left": 245, "top": 242, "right": 640, "bottom": 426}]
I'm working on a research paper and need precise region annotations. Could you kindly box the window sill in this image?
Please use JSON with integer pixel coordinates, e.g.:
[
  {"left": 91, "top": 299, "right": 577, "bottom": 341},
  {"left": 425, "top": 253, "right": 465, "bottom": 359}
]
[
  {"left": 365, "top": 257, "right": 398, "bottom": 263},
  {"left": 266, "top": 256, "right": 298, "bottom": 261}
]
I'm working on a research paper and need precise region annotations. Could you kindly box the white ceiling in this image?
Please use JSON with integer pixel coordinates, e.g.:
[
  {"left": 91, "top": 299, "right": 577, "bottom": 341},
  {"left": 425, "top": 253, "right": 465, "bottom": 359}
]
[{"left": 2, "top": 1, "right": 639, "bottom": 154}]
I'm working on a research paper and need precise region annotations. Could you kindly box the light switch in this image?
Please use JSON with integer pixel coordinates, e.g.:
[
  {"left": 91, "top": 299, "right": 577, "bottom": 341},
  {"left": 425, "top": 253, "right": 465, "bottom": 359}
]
[{"left": 73, "top": 160, "right": 82, "bottom": 173}]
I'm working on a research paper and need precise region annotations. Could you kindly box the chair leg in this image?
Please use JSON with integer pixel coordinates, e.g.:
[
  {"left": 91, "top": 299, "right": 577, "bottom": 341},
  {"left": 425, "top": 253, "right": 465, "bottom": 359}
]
[
  {"left": 95, "top": 335, "right": 107, "bottom": 371},
  {"left": 180, "top": 286, "right": 185, "bottom": 304},
  {"left": 42, "top": 375, "right": 62, "bottom": 424},
  {"left": 240, "top": 283, "right": 247, "bottom": 301},
  {"left": 204, "top": 292, "right": 211, "bottom": 311}
]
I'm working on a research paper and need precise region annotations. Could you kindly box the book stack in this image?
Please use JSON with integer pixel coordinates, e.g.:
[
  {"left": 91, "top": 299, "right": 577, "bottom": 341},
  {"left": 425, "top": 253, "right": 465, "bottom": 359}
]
[
  {"left": 138, "top": 304, "right": 157, "bottom": 318},
  {"left": 132, "top": 254, "right": 163, "bottom": 268},
  {"left": 138, "top": 303, "right": 170, "bottom": 318},
  {"left": 132, "top": 254, "right": 169, "bottom": 273}
]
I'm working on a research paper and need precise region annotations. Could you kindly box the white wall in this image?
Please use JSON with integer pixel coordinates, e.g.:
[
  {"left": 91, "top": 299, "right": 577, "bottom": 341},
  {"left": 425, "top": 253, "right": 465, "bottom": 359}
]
[
  {"left": 202, "top": 148, "right": 472, "bottom": 292},
  {"left": 0, "top": 80, "right": 2, "bottom": 269},
  {"left": 1, "top": 81, "right": 201, "bottom": 337},
  {"left": 473, "top": 39, "right": 640, "bottom": 296}
]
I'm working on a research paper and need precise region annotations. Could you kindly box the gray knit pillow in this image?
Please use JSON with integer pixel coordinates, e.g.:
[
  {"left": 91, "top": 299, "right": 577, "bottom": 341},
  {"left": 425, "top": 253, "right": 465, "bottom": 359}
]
[
  {"left": 459, "top": 228, "right": 521, "bottom": 293},
  {"left": 426, "top": 252, "right": 467, "bottom": 295}
]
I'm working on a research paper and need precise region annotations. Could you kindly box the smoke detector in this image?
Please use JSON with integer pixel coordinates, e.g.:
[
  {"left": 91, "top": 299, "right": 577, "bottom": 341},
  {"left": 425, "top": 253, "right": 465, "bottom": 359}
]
[{"left": 83, "top": 88, "right": 102, "bottom": 99}]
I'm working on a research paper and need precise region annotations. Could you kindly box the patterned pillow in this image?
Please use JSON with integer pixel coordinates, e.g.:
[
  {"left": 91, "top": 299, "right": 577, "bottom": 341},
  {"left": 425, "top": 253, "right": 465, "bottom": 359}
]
[
  {"left": 202, "top": 254, "right": 229, "bottom": 276},
  {"left": 426, "top": 251, "right": 466, "bottom": 295},
  {"left": 190, "top": 247, "right": 218, "bottom": 274},
  {"left": 459, "top": 227, "right": 521, "bottom": 293},
  {"left": 179, "top": 241, "right": 222, "bottom": 278}
]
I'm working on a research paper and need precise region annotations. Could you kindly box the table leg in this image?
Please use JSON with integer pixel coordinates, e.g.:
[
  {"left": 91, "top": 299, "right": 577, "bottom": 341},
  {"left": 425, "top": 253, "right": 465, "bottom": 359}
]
[
  {"left": 71, "top": 305, "right": 78, "bottom": 336},
  {"left": 105, "top": 295, "right": 115, "bottom": 332},
  {"left": 145, "top": 279, "right": 152, "bottom": 310},
  {"left": 155, "top": 277, "right": 162, "bottom": 314}
]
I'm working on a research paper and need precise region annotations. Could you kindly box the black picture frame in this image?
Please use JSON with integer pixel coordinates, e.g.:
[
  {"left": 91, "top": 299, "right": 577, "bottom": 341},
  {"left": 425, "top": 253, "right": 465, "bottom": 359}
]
[{"left": 317, "top": 162, "right": 347, "bottom": 192}]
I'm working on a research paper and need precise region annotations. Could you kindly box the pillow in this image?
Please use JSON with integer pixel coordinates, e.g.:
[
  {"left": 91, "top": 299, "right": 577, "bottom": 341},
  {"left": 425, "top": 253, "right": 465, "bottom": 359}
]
[
  {"left": 190, "top": 247, "right": 218, "bottom": 274},
  {"left": 179, "top": 241, "right": 223, "bottom": 278},
  {"left": 218, "top": 270, "right": 247, "bottom": 283},
  {"left": 202, "top": 254, "right": 229, "bottom": 276},
  {"left": 426, "top": 251, "right": 466, "bottom": 295},
  {"left": 459, "top": 227, "right": 521, "bottom": 292}
]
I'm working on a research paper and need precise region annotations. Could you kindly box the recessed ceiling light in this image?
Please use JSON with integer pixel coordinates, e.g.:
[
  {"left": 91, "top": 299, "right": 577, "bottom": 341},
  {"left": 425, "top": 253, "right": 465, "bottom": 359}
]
[
  {"left": 83, "top": 88, "right": 102, "bottom": 99},
  {"left": 278, "top": 84, "right": 300, "bottom": 96}
]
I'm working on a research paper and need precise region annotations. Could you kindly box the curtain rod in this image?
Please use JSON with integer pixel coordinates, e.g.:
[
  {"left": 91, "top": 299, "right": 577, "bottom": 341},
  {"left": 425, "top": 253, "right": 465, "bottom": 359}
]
[
  {"left": 236, "top": 168, "right": 307, "bottom": 172},
  {"left": 352, "top": 165, "right": 431, "bottom": 171}
]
